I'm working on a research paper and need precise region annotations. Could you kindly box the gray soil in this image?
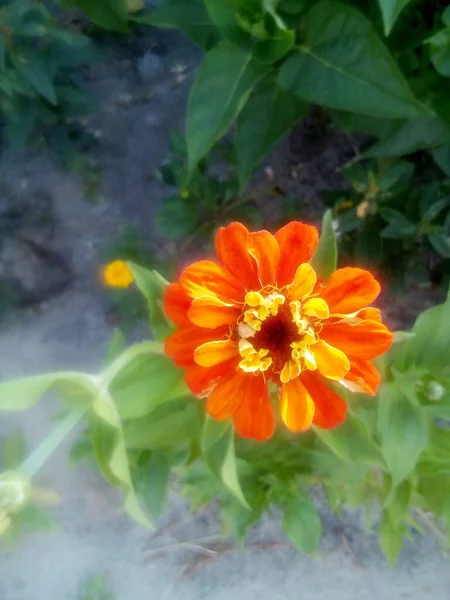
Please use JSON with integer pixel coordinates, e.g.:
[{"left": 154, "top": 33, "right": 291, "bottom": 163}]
[{"left": 0, "top": 20, "right": 449, "bottom": 600}]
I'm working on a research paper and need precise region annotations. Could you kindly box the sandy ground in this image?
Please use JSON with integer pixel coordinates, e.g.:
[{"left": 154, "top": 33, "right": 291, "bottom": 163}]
[{"left": 0, "top": 21, "right": 449, "bottom": 600}]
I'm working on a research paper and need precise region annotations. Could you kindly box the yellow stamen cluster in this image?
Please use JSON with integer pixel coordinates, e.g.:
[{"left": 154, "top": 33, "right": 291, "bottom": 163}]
[
  {"left": 237, "top": 288, "right": 331, "bottom": 384},
  {"left": 238, "top": 339, "right": 272, "bottom": 373}
]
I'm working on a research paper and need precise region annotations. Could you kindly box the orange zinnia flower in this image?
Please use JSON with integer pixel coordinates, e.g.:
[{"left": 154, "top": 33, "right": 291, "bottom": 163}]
[{"left": 164, "top": 222, "right": 393, "bottom": 441}]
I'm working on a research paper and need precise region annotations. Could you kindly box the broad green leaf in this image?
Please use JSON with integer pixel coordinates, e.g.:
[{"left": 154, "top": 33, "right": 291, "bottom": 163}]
[
  {"left": 92, "top": 385, "right": 152, "bottom": 528},
  {"left": 378, "top": 0, "right": 413, "bottom": 36},
  {"left": 186, "top": 41, "right": 270, "bottom": 170},
  {"left": 138, "top": 452, "right": 170, "bottom": 519},
  {"left": 379, "top": 510, "right": 403, "bottom": 565},
  {"left": 282, "top": 493, "right": 321, "bottom": 554},
  {"left": 135, "top": 0, "right": 219, "bottom": 50},
  {"left": 392, "top": 331, "right": 415, "bottom": 344},
  {"left": 154, "top": 196, "right": 199, "bottom": 241},
  {"left": 127, "top": 263, "right": 173, "bottom": 340},
  {"left": 365, "top": 119, "right": 450, "bottom": 157},
  {"left": 252, "top": 22, "right": 295, "bottom": 63},
  {"left": 390, "top": 289, "right": 450, "bottom": 375},
  {"left": 315, "top": 412, "right": 385, "bottom": 468},
  {"left": 10, "top": 56, "right": 57, "bottom": 105},
  {"left": 105, "top": 328, "right": 126, "bottom": 365},
  {"left": 0, "top": 372, "right": 94, "bottom": 411},
  {"left": 72, "top": 0, "right": 128, "bottom": 32},
  {"left": 310, "top": 209, "right": 337, "bottom": 282},
  {"left": 431, "top": 145, "right": 450, "bottom": 177},
  {"left": 2, "top": 430, "right": 26, "bottom": 470},
  {"left": 110, "top": 353, "right": 187, "bottom": 420},
  {"left": 328, "top": 110, "right": 398, "bottom": 139},
  {"left": 124, "top": 397, "right": 202, "bottom": 450},
  {"left": 429, "top": 232, "right": 450, "bottom": 258},
  {"left": 279, "top": 1, "right": 431, "bottom": 119},
  {"left": 204, "top": 0, "right": 250, "bottom": 46},
  {"left": 236, "top": 76, "right": 307, "bottom": 189},
  {"left": 203, "top": 421, "right": 249, "bottom": 508},
  {"left": 377, "top": 383, "right": 429, "bottom": 487}
]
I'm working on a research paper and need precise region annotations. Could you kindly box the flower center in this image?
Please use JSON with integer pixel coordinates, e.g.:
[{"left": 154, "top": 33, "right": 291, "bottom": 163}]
[{"left": 237, "top": 289, "right": 330, "bottom": 383}]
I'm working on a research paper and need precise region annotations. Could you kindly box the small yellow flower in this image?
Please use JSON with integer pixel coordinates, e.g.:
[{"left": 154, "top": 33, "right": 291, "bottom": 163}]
[
  {"left": 357, "top": 199, "right": 370, "bottom": 219},
  {"left": 102, "top": 260, "right": 134, "bottom": 288}
]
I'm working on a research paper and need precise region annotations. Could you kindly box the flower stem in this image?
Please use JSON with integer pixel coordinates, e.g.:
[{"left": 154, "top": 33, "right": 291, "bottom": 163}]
[{"left": 20, "top": 405, "right": 88, "bottom": 477}]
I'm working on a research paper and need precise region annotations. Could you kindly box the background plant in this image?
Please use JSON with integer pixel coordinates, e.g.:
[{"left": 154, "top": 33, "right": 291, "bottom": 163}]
[{"left": 1, "top": 219, "right": 450, "bottom": 565}]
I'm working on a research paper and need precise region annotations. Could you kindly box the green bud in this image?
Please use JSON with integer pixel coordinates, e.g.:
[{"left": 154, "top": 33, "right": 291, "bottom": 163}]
[{"left": 0, "top": 471, "right": 31, "bottom": 515}]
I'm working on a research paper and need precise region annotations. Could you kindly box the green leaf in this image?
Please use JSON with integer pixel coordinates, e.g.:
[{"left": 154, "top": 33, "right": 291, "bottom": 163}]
[
  {"left": 72, "top": 0, "right": 128, "bottom": 32},
  {"left": 390, "top": 289, "right": 450, "bottom": 375},
  {"left": 429, "top": 232, "right": 450, "bottom": 258},
  {"left": 10, "top": 56, "right": 57, "bottom": 105},
  {"left": 124, "top": 397, "right": 202, "bottom": 450},
  {"left": 92, "top": 385, "right": 152, "bottom": 528},
  {"left": 310, "top": 209, "right": 337, "bottom": 282},
  {"left": 203, "top": 420, "right": 249, "bottom": 508},
  {"left": 252, "top": 24, "right": 295, "bottom": 64},
  {"left": 279, "top": 1, "right": 430, "bottom": 119},
  {"left": 431, "top": 145, "right": 450, "bottom": 177},
  {"left": 421, "top": 197, "right": 450, "bottom": 222},
  {"left": 282, "top": 493, "right": 321, "bottom": 554},
  {"left": 138, "top": 452, "right": 170, "bottom": 519},
  {"left": 379, "top": 510, "right": 403, "bottom": 565},
  {"left": 154, "top": 196, "right": 199, "bottom": 241},
  {"left": 377, "top": 383, "right": 429, "bottom": 487},
  {"left": 0, "top": 372, "right": 94, "bottom": 411},
  {"left": 110, "top": 352, "right": 187, "bottom": 420},
  {"left": 236, "top": 76, "right": 307, "bottom": 189},
  {"left": 186, "top": 41, "right": 270, "bottom": 170},
  {"left": 127, "top": 263, "right": 173, "bottom": 340},
  {"left": 315, "top": 412, "right": 385, "bottom": 468},
  {"left": 135, "top": 0, "right": 219, "bottom": 50},
  {"left": 2, "top": 430, "right": 26, "bottom": 470},
  {"left": 377, "top": 0, "right": 413, "bottom": 36},
  {"left": 365, "top": 119, "right": 450, "bottom": 157},
  {"left": 204, "top": 0, "right": 250, "bottom": 46}
]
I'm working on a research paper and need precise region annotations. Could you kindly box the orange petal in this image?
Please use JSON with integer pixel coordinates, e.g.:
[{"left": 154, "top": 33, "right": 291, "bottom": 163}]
[
  {"left": 247, "top": 230, "right": 280, "bottom": 286},
  {"left": 280, "top": 378, "right": 315, "bottom": 432},
  {"left": 319, "top": 267, "right": 381, "bottom": 315},
  {"left": 344, "top": 358, "right": 381, "bottom": 396},
  {"left": 357, "top": 307, "right": 381, "bottom": 322},
  {"left": 164, "top": 283, "right": 191, "bottom": 325},
  {"left": 165, "top": 325, "right": 227, "bottom": 367},
  {"left": 195, "top": 339, "right": 238, "bottom": 367},
  {"left": 232, "top": 375, "right": 275, "bottom": 440},
  {"left": 301, "top": 372, "right": 347, "bottom": 430},
  {"left": 321, "top": 320, "right": 393, "bottom": 360},
  {"left": 206, "top": 370, "right": 248, "bottom": 420},
  {"left": 188, "top": 296, "right": 241, "bottom": 329},
  {"left": 313, "top": 340, "right": 350, "bottom": 381},
  {"left": 287, "top": 263, "right": 317, "bottom": 299},
  {"left": 180, "top": 260, "right": 245, "bottom": 303},
  {"left": 275, "top": 222, "right": 319, "bottom": 287},
  {"left": 185, "top": 359, "right": 238, "bottom": 397},
  {"left": 215, "top": 222, "right": 260, "bottom": 290}
]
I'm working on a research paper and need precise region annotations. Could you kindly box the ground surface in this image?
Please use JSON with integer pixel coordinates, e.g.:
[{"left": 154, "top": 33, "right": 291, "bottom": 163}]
[{"left": 0, "top": 19, "right": 449, "bottom": 600}]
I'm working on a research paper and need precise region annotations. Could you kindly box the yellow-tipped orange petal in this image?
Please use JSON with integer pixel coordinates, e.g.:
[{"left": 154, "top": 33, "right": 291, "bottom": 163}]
[
  {"left": 302, "top": 297, "right": 330, "bottom": 319},
  {"left": 321, "top": 320, "right": 393, "bottom": 360},
  {"left": 165, "top": 325, "right": 227, "bottom": 367},
  {"left": 280, "top": 378, "right": 315, "bottom": 432},
  {"left": 195, "top": 339, "right": 237, "bottom": 367},
  {"left": 302, "top": 372, "right": 347, "bottom": 430},
  {"left": 233, "top": 375, "right": 275, "bottom": 441},
  {"left": 180, "top": 260, "right": 245, "bottom": 303},
  {"left": 319, "top": 267, "right": 381, "bottom": 315},
  {"left": 313, "top": 340, "right": 350, "bottom": 381},
  {"left": 287, "top": 263, "right": 317, "bottom": 299},
  {"left": 247, "top": 230, "right": 280, "bottom": 286},
  {"left": 188, "top": 296, "right": 241, "bottom": 328},
  {"left": 275, "top": 222, "right": 319, "bottom": 287}
]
